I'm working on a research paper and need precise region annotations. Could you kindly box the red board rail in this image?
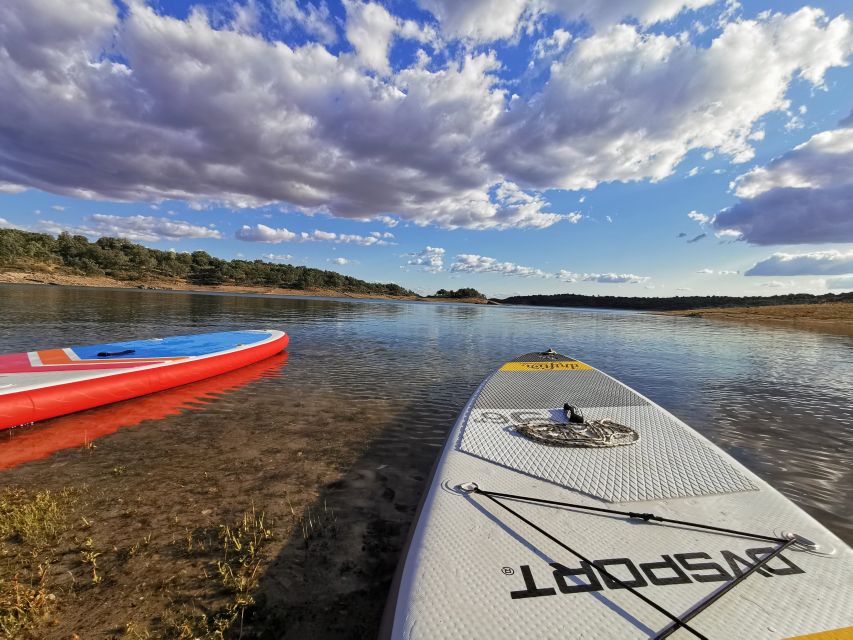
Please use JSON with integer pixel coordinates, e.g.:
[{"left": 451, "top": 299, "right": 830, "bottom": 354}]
[{"left": 0, "top": 330, "right": 288, "bottom": 431}]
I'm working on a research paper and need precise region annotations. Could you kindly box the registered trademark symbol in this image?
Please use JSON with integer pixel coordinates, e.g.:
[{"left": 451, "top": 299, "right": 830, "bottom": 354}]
[{"left": 501, "top": 567, "right": 515, "bottom": 576}]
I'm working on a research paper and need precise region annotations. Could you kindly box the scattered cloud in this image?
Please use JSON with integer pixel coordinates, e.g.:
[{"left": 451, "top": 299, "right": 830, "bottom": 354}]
[
  {"left": 697, "top": 268, "right": 739, "bottom": 275},
  {"left": 688, "top": 210, "right": 711, "bottom": 225},
  {"left": 567, "top": 212, "right": 582, "bottom": 223},
  {"left": 450, "top": 254, "right": 549, "bottom": 278},
  {"left": 236, "top": 225, "right": 392, "bottom": 245},
  {"left": 716, "top": 127, "right": 853, "bottom": 244},
  {"left": 329, "top": 257, "right": 350, "bottom": 266},
  {"left": 262, "top": 253, "right": 294, "bottom": 261},
  {"left": 687, "top": 166, "right": 700, "bottom": 177},
  {"left": 532, "top": 28, "right": 572, "bottom": 60},
  {"left": 236, "top": 224, "right": 297, "bottom": 243},
  {"left": 406, "top": 246, "right": 445, "bottom": 272},
  {"left": 484, "top": 266, "right": 649, "bottom": 284},
  {"left": 605, "top": 215, "right": 613, "bottom": 224},
  {"left": 755, "top": 280, "right": 794, "bottom": 288},
  {"left": 302, "top": 230, "right": 393, "bottom": 245},
  {"left": 377, "top": 216, "right": 399, "bottom": 228},
  {"left": 841, "top": 108, "right": 853, "bottom": 127},
  {"left": 687, "top": 233, "right": 707, "bottom": 243},
  {"left": 80, "top": 213, "right": 222, "bottom": 242},
  {"left": 0, "top": 217, "right": 12, "bottom": 228},
  {"left": 677, "top": 232, "right": 687, "bottom": 238},
  {"left": 745, "top": 250, "right": 853, "bottom": 276},
  {"left": 8, "top": 215, "right": 220, "bottom": 241},
  {"left": 1, "top": 3, "right": 850, "bottom": 231},
  {"left": 51, "top": 205, "right": 65, "bottom": 211},
  {"left": 582, "top": 273, "right": 650, "bottom": 284}
]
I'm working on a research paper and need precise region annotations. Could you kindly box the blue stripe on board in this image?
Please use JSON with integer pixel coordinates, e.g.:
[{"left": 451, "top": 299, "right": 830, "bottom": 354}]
[{"left": 71, "top": 331, "right": 274, "bottom": 359}]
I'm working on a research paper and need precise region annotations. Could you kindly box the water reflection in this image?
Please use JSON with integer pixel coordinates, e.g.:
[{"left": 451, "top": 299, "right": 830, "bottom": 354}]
[{"left": 0, "top": 352, "right": 288, "bottom": 468}]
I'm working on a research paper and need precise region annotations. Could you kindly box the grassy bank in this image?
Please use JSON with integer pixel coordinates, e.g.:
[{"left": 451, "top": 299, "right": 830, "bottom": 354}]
[{"left": 662, "top": 302, "right": 853, "bottom": 336}]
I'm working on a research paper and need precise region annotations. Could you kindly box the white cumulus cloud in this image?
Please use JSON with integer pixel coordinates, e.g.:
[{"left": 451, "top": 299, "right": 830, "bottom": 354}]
[
  {"left": 582, "top": 273, "right": 650, "bottom": 284},
  {"left": 344, "top": 1, "right": 435, "bottom": 75},
  {"left": 450, "top": 254, "right": 549, "bottom": 278},
  {"left": 273, "top": 0, "right": 337, "bottom": 45},
  {"left": 688, "top": 210, "right": 711, "bottom": 225},
  {"left": 745, "top": 250, "right": 853, "bottom": 277},
  {"left": 716, "top": 127, "right": 853, "bottom": 244},
  {"left": 418, "top": 0, "right": 717, "bottom": 42},
  {"left": 237, "top": 225, "right": 391, "bottom": 245},
  {"left": 0, "top": 2, "right": 851, "bottom": 234},
  {"left": 236, "top": 224, "right": 298, "bottom": 243},
  {"left": 454, "top": 258, "right": 649, "bottom": 283},
  {"left": 406, "top": 246, "right": 445, "bottom": 272},
  {"left": 81, "top": 214, "right": 223, "bottom": 241},
  {"left": 697, "top": 268, "right": 739, "bottom": 275}
]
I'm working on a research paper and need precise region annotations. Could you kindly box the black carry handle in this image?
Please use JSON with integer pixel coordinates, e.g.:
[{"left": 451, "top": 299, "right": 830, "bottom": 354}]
[
  {"left": 96, "top": 349, "right": 136, "bottom": 358},
  {"left": 563, "top": 403, "right": 585, "bottom": 424}
]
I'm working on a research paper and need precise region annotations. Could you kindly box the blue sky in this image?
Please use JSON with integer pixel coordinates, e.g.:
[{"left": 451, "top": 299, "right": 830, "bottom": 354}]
[{"left": 1, "top": 0, "right": 852, "bottom": 297}]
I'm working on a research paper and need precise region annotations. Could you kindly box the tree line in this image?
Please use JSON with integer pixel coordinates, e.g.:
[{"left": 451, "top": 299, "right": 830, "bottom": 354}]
[
  {"left": 0, "top": 228, "right": 414, "bottom": 297},
  {"left": 432, "top": 288, "right": 486, "bottom": 299},
  {"left": 499, "top": 291, "right": 853, "bottom": 311}
]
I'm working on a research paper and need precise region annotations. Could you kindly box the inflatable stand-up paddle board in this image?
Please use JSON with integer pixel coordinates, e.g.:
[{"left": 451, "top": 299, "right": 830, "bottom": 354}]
[
  {"left": 0, "top": 330, "right": 288, "bottom": 430},
  {"left": 384, "top": 351, "right": 853, "bottom": 639}
]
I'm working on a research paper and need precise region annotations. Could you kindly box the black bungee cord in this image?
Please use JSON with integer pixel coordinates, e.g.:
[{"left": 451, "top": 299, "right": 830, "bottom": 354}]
[{"left": 462, "top": 483, "right": 798, "bottom": 640}]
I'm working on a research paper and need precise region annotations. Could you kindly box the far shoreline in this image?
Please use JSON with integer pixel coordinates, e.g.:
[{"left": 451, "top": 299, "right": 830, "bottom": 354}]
[
  {"left": 0, "top": 269, "right": 489, "bottom": 305},
  {"left": 3, "top": 270, "right": 851, "bottom": 336}
]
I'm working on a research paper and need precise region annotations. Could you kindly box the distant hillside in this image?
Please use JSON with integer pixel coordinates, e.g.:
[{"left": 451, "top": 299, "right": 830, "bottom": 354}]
[
  {"left": 499, "top": 292, "right": 853, "bottom": 311},
  {"left": 0, "top": 228, "right": 414, "bottom": 297}
]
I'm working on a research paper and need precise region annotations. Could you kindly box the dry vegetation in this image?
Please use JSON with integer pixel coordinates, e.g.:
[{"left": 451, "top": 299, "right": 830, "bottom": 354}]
[{"left": 665, "top": 302, "right": 853, "bottom": 336}]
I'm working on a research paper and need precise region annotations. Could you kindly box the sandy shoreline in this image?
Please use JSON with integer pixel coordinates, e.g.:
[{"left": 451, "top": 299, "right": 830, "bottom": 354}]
[
  {"left": 661, "top": 302, "right": 853, "bottom": 337},
  {"left": 0, "top": 269, "right": 487, "bottom": 304},
  {"left": 0, "top": 374, "right": 431, "bottom": 639}
]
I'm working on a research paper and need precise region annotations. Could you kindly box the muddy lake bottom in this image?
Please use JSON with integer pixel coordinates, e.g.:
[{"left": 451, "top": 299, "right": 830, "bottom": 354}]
[{"left": 0, "top": 285, "right": 851, "bottom": 638}]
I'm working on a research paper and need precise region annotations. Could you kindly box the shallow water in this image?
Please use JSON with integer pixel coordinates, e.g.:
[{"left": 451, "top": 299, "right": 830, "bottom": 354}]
[{"left": 0, "top": 284, "right": 851, "bottom": 634}]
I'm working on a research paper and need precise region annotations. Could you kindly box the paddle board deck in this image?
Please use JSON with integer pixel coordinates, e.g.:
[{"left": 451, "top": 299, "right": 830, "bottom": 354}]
[
  {"left": 384, "top": 351, "right": 853, "bottom": 639},
  {"left": 0, "top": 329, "right": 288, "bottom": 430}
]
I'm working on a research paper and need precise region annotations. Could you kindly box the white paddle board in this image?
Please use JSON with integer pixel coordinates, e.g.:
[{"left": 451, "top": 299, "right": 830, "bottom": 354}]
[{"left": 383, "top": 351, "right": 853, "bottom": 639}]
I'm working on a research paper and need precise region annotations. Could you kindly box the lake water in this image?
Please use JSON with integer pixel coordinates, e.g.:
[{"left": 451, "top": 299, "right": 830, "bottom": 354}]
[{"left": 1, "top": 284, "right": 851, "bottom": 636}]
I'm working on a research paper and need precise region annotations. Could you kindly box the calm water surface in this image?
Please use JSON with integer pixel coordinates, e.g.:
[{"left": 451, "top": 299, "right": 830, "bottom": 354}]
[{"left": 2, "top": 284, "right": 851, "bottom": 543}]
